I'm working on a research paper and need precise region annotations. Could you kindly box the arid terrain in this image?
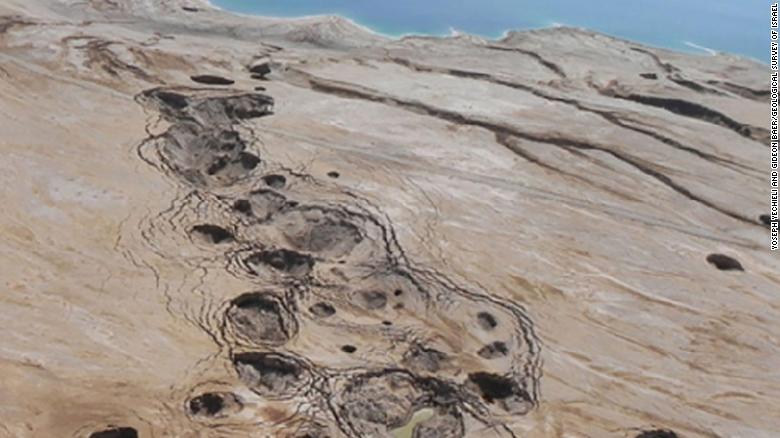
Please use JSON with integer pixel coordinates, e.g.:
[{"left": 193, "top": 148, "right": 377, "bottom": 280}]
[{"left": 0, "top": 1, "right": 777, "bottom": 437}]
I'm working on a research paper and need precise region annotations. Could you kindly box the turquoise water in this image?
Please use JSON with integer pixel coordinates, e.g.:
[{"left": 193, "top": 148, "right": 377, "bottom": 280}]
[{"left": 212, "top": 0, "right": 766, "bottom": 62}]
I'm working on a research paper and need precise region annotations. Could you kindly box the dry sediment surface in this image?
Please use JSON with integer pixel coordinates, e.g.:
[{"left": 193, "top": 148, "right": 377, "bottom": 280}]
[{"left": 0, "top": 1, "right": 777, "bottom": 437}]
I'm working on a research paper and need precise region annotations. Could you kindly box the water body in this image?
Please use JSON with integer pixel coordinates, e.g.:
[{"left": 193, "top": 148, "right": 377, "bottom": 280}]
[{"left": 212, "top": 0, "right": 765, "bottom": 62}]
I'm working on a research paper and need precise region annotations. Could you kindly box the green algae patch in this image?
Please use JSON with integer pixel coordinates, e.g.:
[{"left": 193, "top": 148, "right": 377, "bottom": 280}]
[{"left": 390, "top": 408, "right": 435, "bottom": 438}]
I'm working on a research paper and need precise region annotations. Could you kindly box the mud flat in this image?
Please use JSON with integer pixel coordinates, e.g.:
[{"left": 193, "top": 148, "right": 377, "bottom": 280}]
[{"left": 0, "top": 1, "right": 777, "bottom": 437}]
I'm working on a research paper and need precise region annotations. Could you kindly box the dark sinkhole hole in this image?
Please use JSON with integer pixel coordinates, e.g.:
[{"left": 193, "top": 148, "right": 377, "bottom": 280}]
[
  {"left": 225, "top": 94, "right": 274, "bottom": 119},
  {"left": 468, "top": 372, "right": 528, "bottom": 404},
  {"left": 154, "top": 90, "right": 189, "bottom": 109},
  {"left": 233, "top": 293, "right": 280, "bottom": 311},
  {"left": 248, "top": 62, "right": 271, "bottom": 78},
  {"left": 191, "top": 224, "right": 234, "bottom": 244},
  {"left": 341, "top": 345, "right": 357, "bottom": 353},
  {"left": 206, "top": 156, "right": 229, "bottom": 175},
  {"left": 233, "top": 199, "right": 252, "bottom": 214},
  {"left": 477, "top": 341, "right": 509, "bottom": 359},
  {"left": 227, "top": 292, "right": 292, "bottom": 344},
  {"left": 706, "top": 253, "right": 744, "bottom": 271},
  {"left": 189, "top": 393, "right": 224, "bottom": 417},
  {"left": 219, "top": 141, "right": 238, "bottom": 152},
  {"left": 238, "top": 151, "right": 261, "bottom": 170},
  {"left": 233, "top": 352, "right": 304, "bottom": 396},
  {"left": 309, "top": 302, "right": 336, "bottom": 318},
  {"left": 262, "top": 174, "right": 287, "bottom": 189},
  {"left": 636, "top": 430, "right": 679, "bottom": 438},
  {"left": 359, "top": 290, "right": 387, "bottom": 310},
  {"left": 477, "top": 312, "right": 498, "bottom": 330},
  {"left": 760, "top": 214, "right": 776, "bottom": 228},
  {"left": 234, "top": 352, "right": 300, "bottom": 377},
  {"left": 327, "top": 171, "right": 340, "bottom": 178},
  {"left": 403, "top": 344, "right": 447, "bottom": 372},
  {"left": 245, "top": 249, "right": 314, "bottom": 274},
  {"left": 190, "top": 74, "right": 235, "bottom": 85},
  {"left": 89, "top": 427, "right": 138, "bottom": 438}
]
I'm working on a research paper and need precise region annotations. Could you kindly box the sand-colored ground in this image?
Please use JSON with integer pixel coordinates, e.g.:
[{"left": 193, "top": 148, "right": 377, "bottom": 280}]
[{"left": 0, "top": 1, "right": 777, "bottom": 437}]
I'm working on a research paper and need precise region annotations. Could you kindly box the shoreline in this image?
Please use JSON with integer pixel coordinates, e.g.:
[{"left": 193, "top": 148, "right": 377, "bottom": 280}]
[{"left": 200, "top": 0, "right": 764, "bottom": 63}]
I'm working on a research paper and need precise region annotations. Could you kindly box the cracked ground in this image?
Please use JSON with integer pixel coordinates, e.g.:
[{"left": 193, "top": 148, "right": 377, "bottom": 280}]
[{"left": 0, "top": 1, "right": 777, "bottom": 437}]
